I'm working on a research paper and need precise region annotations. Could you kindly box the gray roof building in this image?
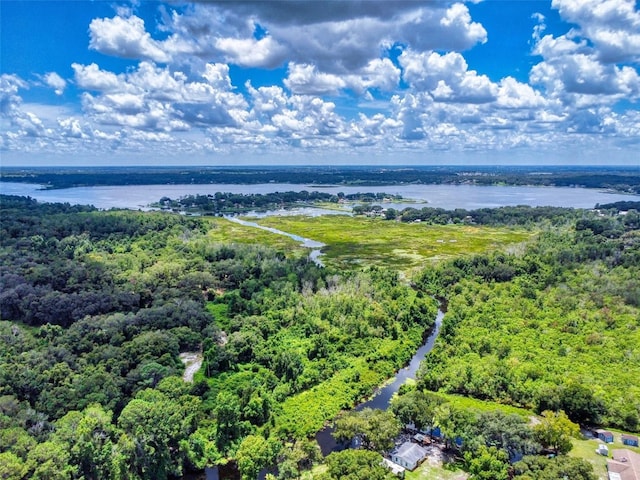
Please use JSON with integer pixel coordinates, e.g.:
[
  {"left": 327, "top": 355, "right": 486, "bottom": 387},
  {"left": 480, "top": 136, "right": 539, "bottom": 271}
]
[{"left": 390, "top": 442, "right": 428, "bottom": 471}]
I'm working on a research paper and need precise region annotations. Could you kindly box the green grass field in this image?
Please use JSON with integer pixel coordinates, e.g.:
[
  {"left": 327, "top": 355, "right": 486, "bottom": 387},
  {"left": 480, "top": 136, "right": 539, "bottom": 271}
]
[
  {"left": 405, "top": 461, "right": 468, "bottom": 480},
  {"left": 437, "top": 392, "right": 533, "bottom": 418},
  {"left": 242, "top": 215, "right": 534, "bottom": 273}
]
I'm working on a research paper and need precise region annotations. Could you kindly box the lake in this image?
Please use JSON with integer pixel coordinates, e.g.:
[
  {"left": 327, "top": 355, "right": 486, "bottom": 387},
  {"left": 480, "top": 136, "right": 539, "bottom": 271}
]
[{"left": 1, "top": 181, "right": 639, "bottom": 210}]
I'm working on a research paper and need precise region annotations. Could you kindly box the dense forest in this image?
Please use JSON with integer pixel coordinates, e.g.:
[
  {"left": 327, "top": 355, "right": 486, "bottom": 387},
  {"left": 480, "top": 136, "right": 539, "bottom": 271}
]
[
  {"left": 0, "top": 195, "right": 435, "bottom": 479},
  {"left": 1, "top": 194, "right": 639, "bottom": 480},
  {"left": 416, "top": 208, "right": 640, "bottom": 431},
  {"left": 2, "top": 165, "right": 639, "bottom": 194}
]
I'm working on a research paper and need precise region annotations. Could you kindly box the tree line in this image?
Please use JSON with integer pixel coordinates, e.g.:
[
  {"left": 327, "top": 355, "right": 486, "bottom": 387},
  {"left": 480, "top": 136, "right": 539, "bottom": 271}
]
[
  {"left": 2, "top": 165, "right": 638, "bottom": 193},
  {"left": 355, "top": 202, "right": 640, "bottom": 229},
  {"left": 156, "top": 191, "right": 401, "bottom": 214}
]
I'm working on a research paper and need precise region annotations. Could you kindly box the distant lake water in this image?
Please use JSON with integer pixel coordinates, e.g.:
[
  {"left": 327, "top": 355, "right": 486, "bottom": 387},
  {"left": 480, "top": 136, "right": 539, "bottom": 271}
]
[{"left": 1, "top": 181, "right": 639, "bottom": 211}]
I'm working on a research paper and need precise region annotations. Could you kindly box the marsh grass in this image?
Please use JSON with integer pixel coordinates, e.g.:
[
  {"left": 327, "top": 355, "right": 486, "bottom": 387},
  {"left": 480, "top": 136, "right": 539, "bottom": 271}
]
[
  {"left": 249, "top": 215, "right": 534, "bottom": 272},
  {"left": 204, "top": 217, "right": 307, "bottom": 256}
]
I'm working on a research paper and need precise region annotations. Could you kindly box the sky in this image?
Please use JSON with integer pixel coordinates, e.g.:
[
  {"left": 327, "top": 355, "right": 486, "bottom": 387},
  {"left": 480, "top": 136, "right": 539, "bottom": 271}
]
[{"left": 1, "top": 0, "right": 640, "bottom": 167}]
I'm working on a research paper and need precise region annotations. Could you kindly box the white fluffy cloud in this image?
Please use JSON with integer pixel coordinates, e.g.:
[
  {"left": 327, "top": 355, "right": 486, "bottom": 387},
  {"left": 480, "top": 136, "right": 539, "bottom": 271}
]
[
  {"left": 496, "top": 77, "right": 549, "bottom": 109},
  {"left": 87, "top": 1, "right": 486, "bottom": 92},
  {"left": 89, "top": 15, "right": 171, "bottom": 63},
  {"left": 43, "top": 72, "right": 67, "bottom": 95},
  {"left": 2, "top": 1, "right": 639, "bottom": 164},
  {"left": 214, "top": 36, "right": 287, "bottom": 69},
  {"left": 531, "top": 53, "right": 640, "bottom": 102},
  {"left": 0, "top": 74, "right": 27, "bottom": 118},
  {"left": 163, "top": 2, "right": 486, "bottom": 72},
  {"left": 73, "top": 63, "right": 120, "bottom": 91},
  {"left": 58, "top": 117, "right": 90, "bottom": 138},
  {"left": 284, "top": 64, "right": 346, "bottom": 96},
  {"left": 530, "top": 1, "right": 640, "bottom": 107},
  {"left": 73, "top": 61, "right": 247, "bottom": 131},
  {"left": 0, "top": 74, "right": 50, "bottom": 138},
  {"left": 400, "top": 50, "right": 497, "bottom": 103},
  {"left": 552, "top": 0, "right": 640, "bottom": 63}
]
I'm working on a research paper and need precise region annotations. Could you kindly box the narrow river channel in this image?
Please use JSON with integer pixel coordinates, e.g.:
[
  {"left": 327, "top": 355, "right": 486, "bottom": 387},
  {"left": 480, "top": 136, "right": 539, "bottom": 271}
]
[
  {"left": 314, "top": 306, "right": 445, "bottom": 456},
  {"left": 189, "top": 306, "right": 445, "bottom": 480},
  {"left": 225, "top": 216, "right": 326, "bottom": 266},
  {"left": 186, "top": 220, "right": 445, "bottom": 479}
]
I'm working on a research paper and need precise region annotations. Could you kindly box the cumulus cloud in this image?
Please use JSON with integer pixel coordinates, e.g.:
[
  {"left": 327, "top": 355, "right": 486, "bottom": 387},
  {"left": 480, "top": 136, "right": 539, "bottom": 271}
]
[
  {"left": 13, "top": 111, "right": 47, "bottom": 137},
  {"left": 89, "top": 15, "right": 171, "bottom": 62},
  {"left": 3, "top": 1, "right": 639, "bottom": 163},
  {"left": 74, "top": 61, "right": 247, "bottom": 131},
  {"left": 400, "top": 50, "right": 497, "bottom": 103},
  {"left": 75, "top": 2, "right": 490, "bottom": 122},
  {"left": 58, "top": 117, "right": 90, "bottom": 138},
  {"left": 496, "top": 77, "right": 549, "bottom": 109},
  {"left": 1, "top": 74, "right": 27, "bottom": 117},
  {"left": 246, "top": 83, "right": 288, "bottom": 119},
  {"left": 43, "top": 72, "right": 67, "bottom": 95},
  {"left": 530, "top": 0, "right": 640, "bottom": 106},
  {"left": 284, "top": 64, "right": 346, "bottom": 96},
  {"left": 73, "top": 63, "right": 120, "bottom": 91},
  {"left": 551, "top": 0, "right": 640, "bottom": 63},
  {"left": 157, "top": 1, "right": 487, "bottom": 74},
  {"left": 214, "top": 36, "right": 287, "bottom": 69},
  {"left": 0, "top": 74, "right": 50, "bottom": 137},
  {"left": 531, "top": 44, "right": 640, "bottom": 105},
  {"left": 284, "top": 58, "right": 400, "bottom": 96}
]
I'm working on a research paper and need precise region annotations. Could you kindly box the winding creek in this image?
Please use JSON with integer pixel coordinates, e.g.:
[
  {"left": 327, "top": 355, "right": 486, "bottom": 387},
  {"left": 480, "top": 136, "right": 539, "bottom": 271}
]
[
  {"left": 225, "top": 216, "right": 326, "bottom": 266},
  {"left": 224, "top": 217, "right": 446, "bottom": 453},
  {"left": 188, "top": 306, "right": 445, "bottom": 480},
  {"left": 4, "top": 180, "right": 636, "bottom": 478},
  {"left": 315, "top": 306, "right": 445, "bottom": 456},
  {"left": 182, "top": 216, "right": 446, "bottom": 479}
]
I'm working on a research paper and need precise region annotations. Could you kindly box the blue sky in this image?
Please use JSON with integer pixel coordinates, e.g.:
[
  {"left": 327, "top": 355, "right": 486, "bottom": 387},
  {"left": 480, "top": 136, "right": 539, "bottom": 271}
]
[{"left": 1, "top": 0, "right": 639, "bottom": 166}]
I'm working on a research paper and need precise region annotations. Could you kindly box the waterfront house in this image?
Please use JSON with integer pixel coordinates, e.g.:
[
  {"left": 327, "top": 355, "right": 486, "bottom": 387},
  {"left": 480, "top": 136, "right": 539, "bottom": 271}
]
[
  {"left": 607, "top": 449, "right": 640, "bottom": 480},
  {"left": 390, "top": 442, "right": 429, "bottom": 471},
  {"left": 597, "top": 429, "right": 615, "bottom": 443}
]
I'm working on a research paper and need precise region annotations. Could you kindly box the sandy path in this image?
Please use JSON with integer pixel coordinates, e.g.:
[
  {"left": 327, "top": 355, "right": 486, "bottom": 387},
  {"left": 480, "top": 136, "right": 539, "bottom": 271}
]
[{"left": 180, "top": 352, "right": 203, "bottom": 382}]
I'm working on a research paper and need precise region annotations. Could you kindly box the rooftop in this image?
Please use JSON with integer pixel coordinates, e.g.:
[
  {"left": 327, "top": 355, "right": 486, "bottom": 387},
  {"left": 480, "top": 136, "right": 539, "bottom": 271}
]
[
  {"left": 393, "top": 441, "right": 429, "bottom": 465},
  {"left": 608, "top": 449, "right": 640, "bottom": 480}
]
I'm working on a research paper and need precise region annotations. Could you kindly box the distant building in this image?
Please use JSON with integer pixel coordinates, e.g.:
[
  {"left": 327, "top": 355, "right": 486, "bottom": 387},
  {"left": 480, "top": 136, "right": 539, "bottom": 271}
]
[
  {"left": 390, "top": 442, "right": 429, "bottom": 471},
  {"left": 622, "top": 435, "right": 640, "bottom": 447},
  {"left": 597, "top": 429, "right": 615, "bottom": 443},
  {"left": 607, "top": 449, "right": 640, "bottom": 480}
]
